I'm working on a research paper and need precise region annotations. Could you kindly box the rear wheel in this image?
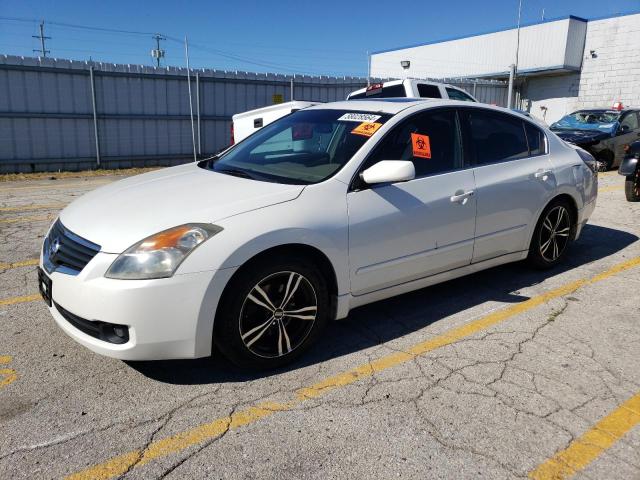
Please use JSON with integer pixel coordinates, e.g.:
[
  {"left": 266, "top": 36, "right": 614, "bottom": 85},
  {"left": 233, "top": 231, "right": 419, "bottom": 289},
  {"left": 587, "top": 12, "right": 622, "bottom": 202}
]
[
  {"left": 213, "top": 256, "right": 329, "bottom": 370},
  {"left": 625, "top": 168, "right": 640, "bottom": 202},
  {"left": 597, "top": 150, "right": 614, "bottom": 171},
  {"left": 527, "top": 199, "right": 574, "bottom": 269}
]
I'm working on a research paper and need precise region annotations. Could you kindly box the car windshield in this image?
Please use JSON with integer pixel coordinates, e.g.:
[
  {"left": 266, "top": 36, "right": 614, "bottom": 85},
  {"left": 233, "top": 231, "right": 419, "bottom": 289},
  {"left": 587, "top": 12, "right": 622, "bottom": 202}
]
[
  {"left": 204, "top": 109, "right": 391, "bottom": 184},
  {"left": 551, "top": 111, "right": 620, "bottom": 132}
]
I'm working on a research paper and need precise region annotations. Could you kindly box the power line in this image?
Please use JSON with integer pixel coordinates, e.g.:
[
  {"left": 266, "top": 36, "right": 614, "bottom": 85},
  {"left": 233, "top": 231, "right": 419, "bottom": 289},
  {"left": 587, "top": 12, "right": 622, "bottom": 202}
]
[{"left": 32, "top": 21, "right": 50, "bottom": 57}]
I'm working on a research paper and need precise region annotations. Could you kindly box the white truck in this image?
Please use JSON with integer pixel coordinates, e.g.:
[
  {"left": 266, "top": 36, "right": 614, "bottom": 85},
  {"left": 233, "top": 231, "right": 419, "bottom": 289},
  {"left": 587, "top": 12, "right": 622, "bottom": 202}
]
[
  {"left": 231, "top": 101, "right": 318, "bottom": 143},
  {"left": 347, "top": 79, "right": 478, "bottom": 102},
  {"left": 230, "top": 80, "right": 477, "bottom": 144}
]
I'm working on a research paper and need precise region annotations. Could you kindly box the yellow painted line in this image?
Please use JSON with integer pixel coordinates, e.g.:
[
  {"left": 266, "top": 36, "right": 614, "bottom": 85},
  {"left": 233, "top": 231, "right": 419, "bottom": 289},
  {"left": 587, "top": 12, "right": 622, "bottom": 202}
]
[
  {"left": 65, "top": 256, "right": 640, "bottom": 480},
  {"left": 0, "top": 294, "right": 41, "bottom": 307},
  {"left": 0, "top": 259, "right": 40, "bottom": 270},
  {"left": 0, "top": 180, "right": 110, "bottom": 192},
  {"left": 0, "top": 355, "right": 17, "bottom": 389},
  {"left": 0, "top": 203, "right": 64, "bottom": 212},
  {"left": 0, "top": 214, "right": 55, "bottom": 224},
  {"left": 529, "top": 393, "right": 640, "bottom": 479},
  {"left": 598, "top": 185, "right": 624, "bottom": 193}
]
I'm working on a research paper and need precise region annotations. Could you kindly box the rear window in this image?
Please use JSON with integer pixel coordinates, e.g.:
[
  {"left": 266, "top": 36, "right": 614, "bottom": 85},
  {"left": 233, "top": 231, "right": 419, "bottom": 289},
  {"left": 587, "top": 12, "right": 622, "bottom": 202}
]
[
  {"left": 417, "top": 84, "right": 442, "bottom": 99},
  {"left": 349, "top": 84, "right": 406, "bottom": 99}
]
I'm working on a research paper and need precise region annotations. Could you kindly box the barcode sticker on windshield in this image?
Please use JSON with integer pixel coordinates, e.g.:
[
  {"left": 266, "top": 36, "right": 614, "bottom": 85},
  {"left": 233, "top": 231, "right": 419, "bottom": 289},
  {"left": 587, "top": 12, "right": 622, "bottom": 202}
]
[{"left": 338, "top": 113, "right": 381, "bottom": 123}]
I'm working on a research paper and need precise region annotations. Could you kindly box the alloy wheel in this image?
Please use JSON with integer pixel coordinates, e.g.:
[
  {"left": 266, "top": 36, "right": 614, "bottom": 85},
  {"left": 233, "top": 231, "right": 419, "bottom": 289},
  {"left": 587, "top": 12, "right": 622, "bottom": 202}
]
[
  {"left": 239, "top": 271, "right": 318, "bottom": 358},
  {"left": 539, "top": 206, "right": 571, "bottom": 262}
]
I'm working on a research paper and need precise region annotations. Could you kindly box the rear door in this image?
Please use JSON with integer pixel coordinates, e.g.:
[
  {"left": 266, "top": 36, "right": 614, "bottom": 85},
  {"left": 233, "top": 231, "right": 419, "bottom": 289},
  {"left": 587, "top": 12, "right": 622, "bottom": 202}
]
[{"left": 461, "top": 108, "right": 555, "bottom": 263}]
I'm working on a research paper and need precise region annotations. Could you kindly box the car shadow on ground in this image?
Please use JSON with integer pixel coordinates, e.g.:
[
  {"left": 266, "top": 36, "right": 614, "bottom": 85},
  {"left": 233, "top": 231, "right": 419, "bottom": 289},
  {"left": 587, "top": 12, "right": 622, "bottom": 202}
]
[{"left": 128, "top": 224, "right": 638, "bottom": 385}]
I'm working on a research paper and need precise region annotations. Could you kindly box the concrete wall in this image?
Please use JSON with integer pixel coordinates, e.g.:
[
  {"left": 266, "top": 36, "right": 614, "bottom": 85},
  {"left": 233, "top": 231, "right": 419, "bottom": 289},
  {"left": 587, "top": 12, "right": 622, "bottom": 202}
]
[{"left": 522, "top": 13, "right": 640, "bottom": 123}]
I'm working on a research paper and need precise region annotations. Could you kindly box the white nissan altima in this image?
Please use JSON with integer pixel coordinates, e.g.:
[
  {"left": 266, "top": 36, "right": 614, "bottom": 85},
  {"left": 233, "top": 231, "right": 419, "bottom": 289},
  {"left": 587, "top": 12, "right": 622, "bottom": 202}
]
[{"left": 39, "top": 99, "right": 598, "bottom": 369}]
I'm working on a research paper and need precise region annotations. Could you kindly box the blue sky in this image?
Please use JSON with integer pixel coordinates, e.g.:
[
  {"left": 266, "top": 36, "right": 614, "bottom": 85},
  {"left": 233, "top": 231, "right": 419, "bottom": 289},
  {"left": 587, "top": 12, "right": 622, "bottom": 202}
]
[{"left": 1, "top": 0, "right": 639, "bottom": 77}]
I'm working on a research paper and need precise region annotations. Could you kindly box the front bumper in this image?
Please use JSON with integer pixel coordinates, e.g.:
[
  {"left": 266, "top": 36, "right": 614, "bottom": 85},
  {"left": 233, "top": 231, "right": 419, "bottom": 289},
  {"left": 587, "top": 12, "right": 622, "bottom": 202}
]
[{"left": 43, "top": 252, "right": 236, "bottom": 361}]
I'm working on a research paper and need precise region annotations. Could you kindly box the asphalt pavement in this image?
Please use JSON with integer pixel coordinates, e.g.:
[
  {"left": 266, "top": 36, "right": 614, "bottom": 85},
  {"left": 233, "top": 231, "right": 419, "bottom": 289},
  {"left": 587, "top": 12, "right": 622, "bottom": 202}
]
[{"left": 0, "top": 170, "right": 638, "bottom": 480}]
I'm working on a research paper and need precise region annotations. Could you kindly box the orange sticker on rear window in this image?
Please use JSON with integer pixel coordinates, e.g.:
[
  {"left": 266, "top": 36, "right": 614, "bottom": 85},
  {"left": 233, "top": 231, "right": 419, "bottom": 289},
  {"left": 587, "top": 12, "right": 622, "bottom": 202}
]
[
  {"left": 411, "top": 133, "right": 431, "bottom": 159},
  {"left": 351, "top": 122, "right": 383, "bottom": 137}
]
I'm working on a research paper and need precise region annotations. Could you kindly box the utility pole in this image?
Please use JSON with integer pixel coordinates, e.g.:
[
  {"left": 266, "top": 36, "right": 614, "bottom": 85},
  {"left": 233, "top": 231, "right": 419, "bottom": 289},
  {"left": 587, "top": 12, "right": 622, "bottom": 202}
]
[
  {"left": 32, "top": 21, "right": 50, "bottom": 57},
  {"left": 184, "top": 36, "right": 197, "bottom": 162},
  {"left": 366, "top": 50, "right": 371, "bottom": 87},
  {"left": 151, "top": 34, "right": 166, "bottom": 67},
  {"left": 509, "top": 0, "right": 523, "bottom": 109}
]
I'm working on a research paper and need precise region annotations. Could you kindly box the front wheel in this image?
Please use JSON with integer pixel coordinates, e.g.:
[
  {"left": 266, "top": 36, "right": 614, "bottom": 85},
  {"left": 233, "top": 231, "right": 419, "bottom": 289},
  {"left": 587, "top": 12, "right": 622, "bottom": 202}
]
[
  {"left": 527, "top": 199, "right": 574, "bottom": 269},
  {"left": 213, "top": 256, "right": 329, "bottom": 370},
  {"left": 625, "top": 168, "right": 640, "bottom": 202}
]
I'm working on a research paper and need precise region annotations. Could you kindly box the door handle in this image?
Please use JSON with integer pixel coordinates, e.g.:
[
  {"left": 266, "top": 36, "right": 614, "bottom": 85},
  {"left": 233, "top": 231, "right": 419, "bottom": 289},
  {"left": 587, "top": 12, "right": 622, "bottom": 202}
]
[
  {"left": 450, "top": 190, "right": 475, "bottom": 205},
  {"left": 534, "top": 169, "right": 552, "bottom": 181}
]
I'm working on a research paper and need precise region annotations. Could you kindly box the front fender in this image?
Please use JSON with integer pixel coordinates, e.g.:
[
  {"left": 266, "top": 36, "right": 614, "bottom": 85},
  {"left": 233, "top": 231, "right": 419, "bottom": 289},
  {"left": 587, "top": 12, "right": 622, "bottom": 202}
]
[{"left": 619, "top": 156, "right": 639, "bottom": 177}]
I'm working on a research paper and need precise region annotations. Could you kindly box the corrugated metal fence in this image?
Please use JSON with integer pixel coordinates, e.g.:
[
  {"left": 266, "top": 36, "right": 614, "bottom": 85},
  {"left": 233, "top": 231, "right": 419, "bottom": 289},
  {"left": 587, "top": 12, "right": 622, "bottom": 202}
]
[{"left": 0, "top": 55, "right": 509, "bottom": 173}]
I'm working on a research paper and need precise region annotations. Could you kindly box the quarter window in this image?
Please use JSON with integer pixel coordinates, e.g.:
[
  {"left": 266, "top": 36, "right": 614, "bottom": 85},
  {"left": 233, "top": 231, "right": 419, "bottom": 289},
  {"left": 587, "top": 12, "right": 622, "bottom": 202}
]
[
  {"left": 524, "top": 122, "right": 547, "bottom": 156},
  {"left": 467, "top": 110, "right": 529, "bottom": 165},
  {"left": 364, "top": 109, "right": 463, "bottom": 177}
]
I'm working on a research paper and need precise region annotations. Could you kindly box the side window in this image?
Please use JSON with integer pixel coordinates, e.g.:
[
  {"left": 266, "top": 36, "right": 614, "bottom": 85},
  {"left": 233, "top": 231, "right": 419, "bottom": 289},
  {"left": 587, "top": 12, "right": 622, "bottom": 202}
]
[
  {"left": 524, "top": 122, "right": 547, "bottom": 156},
  {"left": 620, "top": 112, "right": 639, "bottom": 131},
  {"left": 446, "top": 87, "right": 475, "bottom": 102},
  {"left": 417, "top": 84, "right": 442, "bottom": 99},
  {"left": 467, "top": 110, "right": 529, "bottom": 165},
  {"left": 365, "top": 109, "right": 463, "bottom": 177}
]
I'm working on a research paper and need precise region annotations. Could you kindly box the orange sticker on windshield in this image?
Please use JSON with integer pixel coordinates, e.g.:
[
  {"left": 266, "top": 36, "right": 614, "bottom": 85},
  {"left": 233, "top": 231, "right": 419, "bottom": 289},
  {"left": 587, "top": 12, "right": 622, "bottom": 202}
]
[
  {"left": 351, "top": 122, "right": 382, "bottom": 137},
  {"left": 411, "top": 133, "right": 431, "bottom": 159}
]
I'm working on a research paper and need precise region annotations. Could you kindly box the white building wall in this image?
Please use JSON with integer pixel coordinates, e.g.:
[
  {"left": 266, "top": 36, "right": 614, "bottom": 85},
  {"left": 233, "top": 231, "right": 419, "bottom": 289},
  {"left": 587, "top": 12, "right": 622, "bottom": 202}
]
[
  {"left": 523, "top": 13, "right": 640, "bottom": 124},
  {"left": 574, "top": 13, "right": 640, "bottom": 110},
  {"left": 370, "top": 17, "right": 586, "bottom": 79}
]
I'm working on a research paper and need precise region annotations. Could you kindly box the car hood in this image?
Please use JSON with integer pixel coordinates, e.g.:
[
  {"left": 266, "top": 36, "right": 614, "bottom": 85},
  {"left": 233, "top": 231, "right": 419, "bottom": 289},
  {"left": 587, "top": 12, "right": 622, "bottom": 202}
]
[
  {"left": 59, "top": 163, "right": 305, "bottom": 253},
  {"left": 552, "top": 129, "right": 610, "bottom": 145}
]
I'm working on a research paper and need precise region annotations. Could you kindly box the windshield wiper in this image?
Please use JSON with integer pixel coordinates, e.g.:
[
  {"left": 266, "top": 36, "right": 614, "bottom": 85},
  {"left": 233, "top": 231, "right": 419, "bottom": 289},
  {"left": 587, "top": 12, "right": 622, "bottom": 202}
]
[{"left": 216, "top": 168, "right": 257, "bottom": 180}]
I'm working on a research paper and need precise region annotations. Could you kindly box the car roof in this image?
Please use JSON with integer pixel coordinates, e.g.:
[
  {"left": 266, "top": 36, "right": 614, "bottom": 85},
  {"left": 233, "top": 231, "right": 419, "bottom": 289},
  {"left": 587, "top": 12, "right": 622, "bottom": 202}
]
[
  {"left": 306, "top": 98, "right": 438, "bottom": 114},
  {"left": 306, "top": 98, "right": 531, "bottom": 119}
]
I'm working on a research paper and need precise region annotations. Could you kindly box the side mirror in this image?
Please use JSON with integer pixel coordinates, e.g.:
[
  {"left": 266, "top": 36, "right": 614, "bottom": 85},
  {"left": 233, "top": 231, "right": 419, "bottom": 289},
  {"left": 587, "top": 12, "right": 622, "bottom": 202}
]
[
  {"left": 361, "top": 160, "right": 415, "bottom": 185},
  {"left": 619, "top": 124, "right": 630, "bottom": 134}
]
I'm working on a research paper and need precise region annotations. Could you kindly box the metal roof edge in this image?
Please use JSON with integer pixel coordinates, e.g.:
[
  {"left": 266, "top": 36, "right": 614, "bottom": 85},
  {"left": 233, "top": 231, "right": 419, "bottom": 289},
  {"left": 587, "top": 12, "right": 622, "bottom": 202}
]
[{"left": 371, "top": 9, "right": 640, "bottom": 56}]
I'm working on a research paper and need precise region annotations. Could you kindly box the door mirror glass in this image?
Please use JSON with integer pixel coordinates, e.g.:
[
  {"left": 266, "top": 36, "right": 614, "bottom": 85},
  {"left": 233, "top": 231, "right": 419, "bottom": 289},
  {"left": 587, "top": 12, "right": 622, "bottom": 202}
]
[
  {"left": 619, "top": 124, "right": 630, "bottom": 134},
  {"left": 361, "top": 160, "right": 415, "bottom": 185}
]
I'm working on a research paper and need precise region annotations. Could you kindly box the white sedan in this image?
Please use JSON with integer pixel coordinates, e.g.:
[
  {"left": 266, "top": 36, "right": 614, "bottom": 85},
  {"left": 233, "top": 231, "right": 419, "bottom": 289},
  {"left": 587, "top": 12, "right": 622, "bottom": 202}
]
[{"left": 39, "top": 99, "right": 598, "bottom": 369}]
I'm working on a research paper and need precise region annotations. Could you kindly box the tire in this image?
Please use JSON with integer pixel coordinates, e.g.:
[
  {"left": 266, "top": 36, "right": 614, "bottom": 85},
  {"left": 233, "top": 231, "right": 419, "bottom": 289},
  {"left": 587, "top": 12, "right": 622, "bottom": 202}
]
[
  {"left": 625, "top": 168, "right": 640, "bottom": 202},
  {"left": 527, "top": 198, "right": 575, "bottom": 269},
  {"left": 597, "top": 151, "right": 614, "bottom": 171},
  {"left": 213, "top": 255, "right": 329, "bottom": 370}
]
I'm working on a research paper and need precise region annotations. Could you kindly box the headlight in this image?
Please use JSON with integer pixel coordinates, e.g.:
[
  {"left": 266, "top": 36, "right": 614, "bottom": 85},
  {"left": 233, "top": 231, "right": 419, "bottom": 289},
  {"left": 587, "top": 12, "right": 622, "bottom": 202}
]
[{"left": 105, "top": 224, "right": 222, "bottom": 280}]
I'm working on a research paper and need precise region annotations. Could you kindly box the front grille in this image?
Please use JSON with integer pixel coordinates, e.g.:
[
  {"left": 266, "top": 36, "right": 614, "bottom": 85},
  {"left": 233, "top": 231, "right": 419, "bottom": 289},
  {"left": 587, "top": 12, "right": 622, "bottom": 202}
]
[
  {"left": 43, "top": 220, "right": 101, "bottom": 275},
  {"left": 54, "top": 302, "right": 129, "bottom": 344}
]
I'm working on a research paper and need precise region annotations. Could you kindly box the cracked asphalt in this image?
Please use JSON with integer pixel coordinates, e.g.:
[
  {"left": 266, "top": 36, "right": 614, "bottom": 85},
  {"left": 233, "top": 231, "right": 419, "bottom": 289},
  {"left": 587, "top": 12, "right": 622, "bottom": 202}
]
[{"left": 0, "top": 170, "right": 639, "bottom": 480}]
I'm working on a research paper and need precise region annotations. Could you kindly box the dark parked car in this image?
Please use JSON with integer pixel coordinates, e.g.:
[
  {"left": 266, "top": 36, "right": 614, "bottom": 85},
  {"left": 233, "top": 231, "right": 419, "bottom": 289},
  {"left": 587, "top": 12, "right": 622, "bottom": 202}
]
[
  {"left": 550, "top": 108, "right": 640, "bottom": 170},
  {"left": 619, "top": 140, "right": 640, "bottom": 202}
]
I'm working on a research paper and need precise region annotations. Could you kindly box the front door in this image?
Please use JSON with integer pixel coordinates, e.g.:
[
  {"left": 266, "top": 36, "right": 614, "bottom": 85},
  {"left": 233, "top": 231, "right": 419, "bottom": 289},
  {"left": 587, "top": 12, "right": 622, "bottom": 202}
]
[{"left": 347, "top": 108, "right": 477, "bottom": 296}]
